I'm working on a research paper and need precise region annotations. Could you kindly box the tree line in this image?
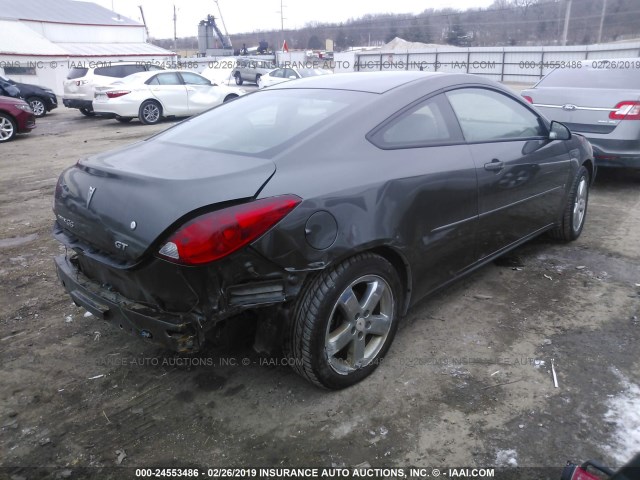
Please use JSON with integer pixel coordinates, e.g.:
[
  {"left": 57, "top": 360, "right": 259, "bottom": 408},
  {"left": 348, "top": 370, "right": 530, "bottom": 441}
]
[{"left": 151, "top": 0, "right": 639, "bottom": 52}]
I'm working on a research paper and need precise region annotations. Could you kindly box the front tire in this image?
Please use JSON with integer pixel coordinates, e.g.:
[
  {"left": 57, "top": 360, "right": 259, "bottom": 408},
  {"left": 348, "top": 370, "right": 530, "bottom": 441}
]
[
  {"left": 27, "top": 97, "right": 47, "bottom": 117},
  {"left": 549, "top": 165, "right": 590, "bottom": 241},
  {"left": 138, "top": 100, "right": 162, "bottom": 125},
  {"left": 0, "top": 113, "right": 17, "bottom": 142},
  {"left": 234, "top": 73, "right": 243, "bottom": 86},
  {"left": 287, "top": 253, "right": 402, "bottom": 390},
  {"left": 223, "top": 94, "right": 238, "bottom": 103}
]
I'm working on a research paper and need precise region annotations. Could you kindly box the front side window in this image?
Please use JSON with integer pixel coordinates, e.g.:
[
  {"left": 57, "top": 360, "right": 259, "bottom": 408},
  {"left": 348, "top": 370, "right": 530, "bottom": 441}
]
[{"left": 446, "top": 88, "right": 545, "bottom": 142}]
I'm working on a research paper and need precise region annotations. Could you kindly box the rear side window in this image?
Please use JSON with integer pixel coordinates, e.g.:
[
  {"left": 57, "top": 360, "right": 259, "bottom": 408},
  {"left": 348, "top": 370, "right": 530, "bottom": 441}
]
[
  {"left": 157, "top": 89, "right": 370, "bottom": 156},
  {"left": 446, "top": 88, "right": 545, "bottom": 142},
  {"left": 369, "top": 94, "right": 460, "bottom": 149},
  {"left": 67, "top": 68, "right": 88, "bottom": 80},
  {"left": 538, "top": 67, "right": 640, "bottom": 89}
]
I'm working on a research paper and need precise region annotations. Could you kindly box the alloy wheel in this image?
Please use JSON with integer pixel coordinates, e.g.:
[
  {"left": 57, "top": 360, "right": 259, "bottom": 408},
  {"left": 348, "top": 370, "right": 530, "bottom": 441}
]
[{"left": 324, "top": 274, "right": 394, "bottom": 374}]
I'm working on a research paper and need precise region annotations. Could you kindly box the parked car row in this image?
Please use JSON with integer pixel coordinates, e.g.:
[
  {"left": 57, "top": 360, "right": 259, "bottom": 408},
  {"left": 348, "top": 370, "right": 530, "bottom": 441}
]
[
  {"left": 0, "top": 95, "right": 36, "bottom": 142},
  {"left": 92, "top": 70, "right": 245, "bottom": 125},
  {"left": 0, "top": 74, "right": 57, "bottom": 117}
]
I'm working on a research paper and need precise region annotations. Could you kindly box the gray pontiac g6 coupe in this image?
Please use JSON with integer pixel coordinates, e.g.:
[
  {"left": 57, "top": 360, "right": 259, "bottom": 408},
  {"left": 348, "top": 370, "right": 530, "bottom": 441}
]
[{"left": 52, "top": 72, "right": 594, "bottom": 389}]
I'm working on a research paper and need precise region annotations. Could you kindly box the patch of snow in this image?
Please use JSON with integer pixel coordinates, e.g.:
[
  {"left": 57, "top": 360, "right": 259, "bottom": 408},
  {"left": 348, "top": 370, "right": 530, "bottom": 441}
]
[
  {"left": 604, "top": 376, "right": 640, "bottom": 465},
  {"left": 495, "top": 449, "right": 518, "bottom": 467},
  {"left": 83, "top": 311, "right": 93, "bottom": 318}
]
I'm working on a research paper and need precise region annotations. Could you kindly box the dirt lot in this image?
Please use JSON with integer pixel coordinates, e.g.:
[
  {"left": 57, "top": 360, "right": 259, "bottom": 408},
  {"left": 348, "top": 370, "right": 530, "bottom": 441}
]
[{"left": 1, "top": 105, "right": 639, "bottom": 479}]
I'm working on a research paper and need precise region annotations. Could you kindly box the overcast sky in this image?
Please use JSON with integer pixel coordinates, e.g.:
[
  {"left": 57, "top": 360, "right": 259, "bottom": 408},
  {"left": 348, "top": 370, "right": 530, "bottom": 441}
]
[{"left": 88, "top": 0, "right": 496, "bottom": 39}]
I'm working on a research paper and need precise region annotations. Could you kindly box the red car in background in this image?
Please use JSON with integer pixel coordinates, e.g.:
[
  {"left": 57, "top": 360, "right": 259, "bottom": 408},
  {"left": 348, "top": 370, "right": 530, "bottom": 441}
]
[{"left": 0, "top": 96, "right": 36, "bottom": 143}]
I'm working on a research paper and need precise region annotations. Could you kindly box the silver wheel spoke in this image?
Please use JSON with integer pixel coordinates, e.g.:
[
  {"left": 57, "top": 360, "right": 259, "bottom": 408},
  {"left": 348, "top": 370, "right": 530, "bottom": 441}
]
[
  {"left": 338, "top": 288, "right": 360, "bottom": 320},
  {"left": 349, "top": 335, "right": 366, "bottom": 367},
  {"left": 326, "top": 325, "right": 353, "bottom": 356},
  {"left": 361, "top": 280, "right": 384, "bottom": 314}
]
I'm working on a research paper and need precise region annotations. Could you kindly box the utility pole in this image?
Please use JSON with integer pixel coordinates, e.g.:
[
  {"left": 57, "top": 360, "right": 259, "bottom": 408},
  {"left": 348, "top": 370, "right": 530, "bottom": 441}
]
[
  {"left": 173, "top": 4, "right": 177, "bottom": 51},
  {"left": 278, "top": 0, "right": 285, "bottom": 51},
  {"left": 561, "top": 0, "right": 572, "bottom": 46},
  {"left": 597, "top": 0, "right": 608, "bottom": 44}
]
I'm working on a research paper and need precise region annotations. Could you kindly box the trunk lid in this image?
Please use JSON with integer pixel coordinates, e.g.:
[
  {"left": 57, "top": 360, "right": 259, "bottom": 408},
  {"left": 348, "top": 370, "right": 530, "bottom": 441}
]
[
  {"left": 53, "top": 140, "right": 276, "bottom": 265},
  {"left": 524, "top": 87, "right": 640, "bottom": 135}
]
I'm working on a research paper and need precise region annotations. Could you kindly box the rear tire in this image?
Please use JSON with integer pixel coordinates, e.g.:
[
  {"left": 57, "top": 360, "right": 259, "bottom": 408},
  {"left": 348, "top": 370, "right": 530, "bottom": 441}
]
[
  {"left": 255, "top": 74, "right": 262, "bottom": 86},
  {"left": 79, "top": 107, "right": 95, "bottom": 117},
  {"left": 549, "top": 165, "right": 590, "bottom": 241},
  {"left": 0, "top": 113, "right": 17, "bottom": 142},
  {"left": 27, "top": 97, "right": 47, "bottom": 117},
  {"left": 234, "top": 73, "right": 243, "bottom": 86},
  {"left": 138, "top": 100, "right": 162, "bottom": 125},
  {"left": 286, "top": 253, "right": 402, "bottom": 390}
]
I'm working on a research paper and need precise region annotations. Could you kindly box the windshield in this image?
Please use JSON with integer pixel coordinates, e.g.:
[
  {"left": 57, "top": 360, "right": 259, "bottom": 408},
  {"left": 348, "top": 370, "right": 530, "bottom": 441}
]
[
  {"left": 156, "top": 89, "right": 372, "bottom": 157},
  {"left": 538, "top": 65, "right": 640, "bottom": 89}
]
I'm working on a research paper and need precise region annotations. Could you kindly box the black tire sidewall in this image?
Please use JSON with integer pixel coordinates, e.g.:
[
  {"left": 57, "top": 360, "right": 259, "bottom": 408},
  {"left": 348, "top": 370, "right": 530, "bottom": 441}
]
[{"left": 304, "top": 255, "right": 402, "bottom": 389}]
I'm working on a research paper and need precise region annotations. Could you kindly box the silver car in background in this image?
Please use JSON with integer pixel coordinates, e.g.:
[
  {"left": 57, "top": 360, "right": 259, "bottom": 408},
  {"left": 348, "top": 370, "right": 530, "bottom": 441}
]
[{"left": 521, "top": 59, "right": 640, "bottom": 168}]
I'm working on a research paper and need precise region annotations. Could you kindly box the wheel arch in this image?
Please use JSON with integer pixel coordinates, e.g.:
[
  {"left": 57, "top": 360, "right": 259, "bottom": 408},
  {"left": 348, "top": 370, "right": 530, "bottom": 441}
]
[
  {"left": 323, "top": 245, "right": 412, "bottom": 316},
  {"left": 582, "top": 158, "right": 595, "bottom": 185}
]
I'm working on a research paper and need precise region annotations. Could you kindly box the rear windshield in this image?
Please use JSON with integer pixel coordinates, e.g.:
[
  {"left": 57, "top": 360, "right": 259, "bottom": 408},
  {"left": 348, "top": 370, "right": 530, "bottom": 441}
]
[
  {"left": 538, "top": 66, "right": 640, "bottom": 89},
  {"left": 156, "top": 89, "right": 371, "bottom": 157},
  {"left": 67, "top": 68, "right": 88, "bottom": 80}
]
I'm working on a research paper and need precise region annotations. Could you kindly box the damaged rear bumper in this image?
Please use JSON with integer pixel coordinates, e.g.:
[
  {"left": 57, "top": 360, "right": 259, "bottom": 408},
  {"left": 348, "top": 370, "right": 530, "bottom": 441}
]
[{"left": 54, "top": 254, "right": 204, "bottom": 352}]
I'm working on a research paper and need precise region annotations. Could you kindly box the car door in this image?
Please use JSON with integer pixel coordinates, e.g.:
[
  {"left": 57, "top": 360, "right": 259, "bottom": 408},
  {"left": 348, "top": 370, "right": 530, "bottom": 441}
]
[
  {"left": 368, "top": 93, "right": 478, "bottom": 298},
  {"left": 148, "top": 72, "right": 189, "bottom": 116},
  {"left": 445, "top": 87, "right": 571, "bottom": 260},
  {"left": 180, "top": 72, "right": 223, "bottom": 114}
]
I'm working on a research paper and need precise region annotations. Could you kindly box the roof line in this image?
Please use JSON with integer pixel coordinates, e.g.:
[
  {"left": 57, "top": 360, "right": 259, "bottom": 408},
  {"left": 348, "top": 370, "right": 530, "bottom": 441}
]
[{"left": 18, "top": 18, "right": 141, "bottom": 27}]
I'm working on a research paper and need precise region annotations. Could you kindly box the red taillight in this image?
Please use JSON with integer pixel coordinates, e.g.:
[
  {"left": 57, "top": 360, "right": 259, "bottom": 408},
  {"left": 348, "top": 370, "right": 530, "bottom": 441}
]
[
  {"left": 158, "top": 195, "right": 301, "bottom": 265},
  {"left": 523, "top": 95, "right": 533, "bottom": 104},
  {"left": 106, "top": 90, "right": 131, "bottom": 99},
  {"left": 609, "top": 101, "right": 640, "bottom": 120}
]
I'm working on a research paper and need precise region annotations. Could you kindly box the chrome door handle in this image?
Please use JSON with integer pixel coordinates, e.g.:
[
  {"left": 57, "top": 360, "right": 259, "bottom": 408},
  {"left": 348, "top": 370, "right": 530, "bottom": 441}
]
[{"left": 484, "top": 159, "right": 504, "bottom": 171}]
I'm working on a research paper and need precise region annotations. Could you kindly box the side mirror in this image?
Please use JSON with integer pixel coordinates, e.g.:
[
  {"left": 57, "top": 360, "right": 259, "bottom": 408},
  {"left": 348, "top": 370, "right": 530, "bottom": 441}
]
[{"left": 549, "top": 121, "right": 571, "bottom": 141}]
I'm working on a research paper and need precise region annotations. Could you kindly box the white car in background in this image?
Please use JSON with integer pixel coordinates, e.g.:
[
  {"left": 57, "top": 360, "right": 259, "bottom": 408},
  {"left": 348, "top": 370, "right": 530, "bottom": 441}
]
[
  {"left": 199, "top": 59, "right": 238, "bottom": 86},
  {"left": 258, "top": 67, "right": 332, "bottom": 89},
  {"left": 92, "top": 70, "right": 245, "bottom": 125}
]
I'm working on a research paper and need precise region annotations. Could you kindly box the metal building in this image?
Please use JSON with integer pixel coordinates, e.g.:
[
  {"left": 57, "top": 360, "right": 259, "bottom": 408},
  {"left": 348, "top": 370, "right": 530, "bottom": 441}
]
[{"left": 0, "top": 0, "right": 175, "bottom": 94}]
